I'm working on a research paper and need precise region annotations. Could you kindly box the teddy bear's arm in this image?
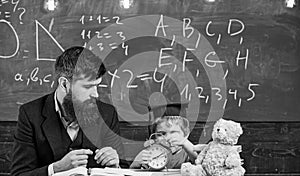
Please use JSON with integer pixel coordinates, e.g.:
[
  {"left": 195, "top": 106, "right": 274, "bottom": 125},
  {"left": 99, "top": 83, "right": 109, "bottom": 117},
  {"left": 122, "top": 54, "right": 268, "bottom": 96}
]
[
  {"left": 225, "top": 152, "right": 243, "bottom": 168},
  {"left": 181, "top": 163, "right": 207, "bottom": 176},
  {"left": 195, "top": 143, "right": 210, "bottom": 165}
]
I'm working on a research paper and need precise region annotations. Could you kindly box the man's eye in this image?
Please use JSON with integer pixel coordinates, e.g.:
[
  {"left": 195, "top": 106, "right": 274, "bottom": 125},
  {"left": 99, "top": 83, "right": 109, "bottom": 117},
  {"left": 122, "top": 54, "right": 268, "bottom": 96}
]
[{"left": 84, "top": 85, "right": 93, "bottom": 89}]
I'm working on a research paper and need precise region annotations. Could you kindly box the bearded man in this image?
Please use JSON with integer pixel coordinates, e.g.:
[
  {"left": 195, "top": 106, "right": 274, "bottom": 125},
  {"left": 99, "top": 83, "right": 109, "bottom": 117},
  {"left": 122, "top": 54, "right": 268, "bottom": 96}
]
[{"left": 11, "top": 46, "right": 126, "bottom": 176}]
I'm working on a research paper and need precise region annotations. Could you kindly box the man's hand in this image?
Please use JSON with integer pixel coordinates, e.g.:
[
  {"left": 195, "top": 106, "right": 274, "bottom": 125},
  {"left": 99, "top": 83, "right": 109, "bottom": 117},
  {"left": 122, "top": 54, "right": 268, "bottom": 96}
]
[
  {"left": 94, "top": 147, "right": 119, "bottom": 167},
  {"left": 53, "top": 149, "right": 93, "bottom": 173}
]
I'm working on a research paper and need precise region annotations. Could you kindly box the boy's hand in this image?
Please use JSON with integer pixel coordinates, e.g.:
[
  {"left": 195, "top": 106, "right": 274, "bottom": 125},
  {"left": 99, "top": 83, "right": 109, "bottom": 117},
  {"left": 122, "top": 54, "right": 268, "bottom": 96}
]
[
  {"left": 140, "top": 149, "right": 152, "bottom": 164},
  {"left": 193, "top": 144, "right": 207, "bottom": 152},
  {"left": 168, "top": 135, "right": 188, "bottom": 147},
  {"left": 143, "top": 139, "right": 155, "bottom": 147},
  {"left": 130, "top": 149, "right": 152, "bottom": 169}
]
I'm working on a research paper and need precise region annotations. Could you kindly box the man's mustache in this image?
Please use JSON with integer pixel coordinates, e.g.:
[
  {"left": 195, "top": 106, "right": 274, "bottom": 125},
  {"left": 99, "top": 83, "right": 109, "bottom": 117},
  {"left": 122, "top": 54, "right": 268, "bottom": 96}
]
[{"left": 81, "top": 98, "right": 97, "bottom": 105}]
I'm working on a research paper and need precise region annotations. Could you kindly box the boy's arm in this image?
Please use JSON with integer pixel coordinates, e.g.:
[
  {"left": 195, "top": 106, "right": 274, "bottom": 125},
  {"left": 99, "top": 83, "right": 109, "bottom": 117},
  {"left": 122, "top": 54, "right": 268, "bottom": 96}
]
[
  {"left": 129, "top": 149, "right": 151, "bottom": 169},
  {"left": 130, "top": 151, "right": 143, "bottom": 169},
  {"left": 182, "top": 139, "right": 198, "bottom": 163}
]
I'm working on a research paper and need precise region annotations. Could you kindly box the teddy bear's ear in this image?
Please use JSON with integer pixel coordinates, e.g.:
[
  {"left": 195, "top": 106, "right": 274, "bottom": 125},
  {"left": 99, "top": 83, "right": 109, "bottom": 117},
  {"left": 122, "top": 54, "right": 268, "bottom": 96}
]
[
  {"left": 215, "top": 118, "right": 224, "bottom": 125},
  {"left": 235, "top": 122, "right": 243, "bottom": 136}
]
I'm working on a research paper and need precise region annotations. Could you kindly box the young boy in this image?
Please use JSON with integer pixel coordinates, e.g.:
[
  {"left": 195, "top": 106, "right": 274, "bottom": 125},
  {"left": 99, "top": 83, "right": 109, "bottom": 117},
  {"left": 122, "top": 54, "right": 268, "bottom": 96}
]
[{"left": 130, "top": 116, "right": 199, "bottom": 169}]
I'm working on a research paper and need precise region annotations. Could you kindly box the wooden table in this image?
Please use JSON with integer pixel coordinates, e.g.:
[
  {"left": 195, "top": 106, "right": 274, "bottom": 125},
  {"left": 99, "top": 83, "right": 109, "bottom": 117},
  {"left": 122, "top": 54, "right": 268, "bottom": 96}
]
[
  {"left": 132, "top": 169, "right": 181, "bottom": 176},
  {"left": 98, "top": 168, "right": 182, "bottom": 176}
]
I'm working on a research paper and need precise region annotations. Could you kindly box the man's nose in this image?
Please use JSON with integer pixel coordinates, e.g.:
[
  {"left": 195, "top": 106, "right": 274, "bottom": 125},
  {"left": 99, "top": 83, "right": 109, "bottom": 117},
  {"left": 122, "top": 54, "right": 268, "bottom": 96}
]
[{"left": 90, "top": 86, "right": 99, "bottom": 98}]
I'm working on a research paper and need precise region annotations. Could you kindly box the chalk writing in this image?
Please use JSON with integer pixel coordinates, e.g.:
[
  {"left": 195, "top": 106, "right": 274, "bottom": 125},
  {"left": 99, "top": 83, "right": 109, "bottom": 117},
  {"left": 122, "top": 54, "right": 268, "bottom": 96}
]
[
  {"left": 11, "top": 0, "right": 20, "bottom": 12},
  {"left": 117, "top": 31, "right": 126, "bottom": 41},
  {"left": 86, "top": 66, "right": 259, "bottom": 107},
  {"left": 108, "top": 69, "right": 120, "bottom": 88},
  {"left": 217, "top": 34, "right": 221, "bottom": 45},
  {"left": 158, "top": 48, "right": 172, "bottom": 68},
  {"left": 247, "top": 83, "right": 259, "bottom": 101},
  {"left": 195, "top": 86, "right": 205, "bottom": 99},
  {"left": 204, "top": 51, "right": 226, "bottom": 68},
  {"left": 4, "top": 11, "right": 10, "bottom": 18},
  {"left": 236, "top": 48, "right": 249, "bottom": 69},
  {"left": 223, "top": 99, "right": 228, "bottom": 109},
  {"left": 223, "top": 69, "right": 229, "bottom": 80},
  {"left": 9, "top": 0, "right": 27, "bottom": 24},
  {"left": 227, "top": 19, "right": 245, "bottom": 36},
  {"left": 87, "top": 14, "right": 257, "bottom": 108},
  {"left": 137, "top": 73, "right": 152, "bottom": 81},
  {"left": 228, "top": 89, "right": 238, "bottom": 100},
  {"left": 155, "top": 14, "right": 168, "bottom": 37},
  {"left": 14, "top": 67, "right": 55, "bottom": 88},
  {"left": 206, "top": 21, "right": 215, "bottom": 37},
  {"left": 123, "top": 69, "right": 138, "bottom": 88},
  {"left": 181, "top": 84, "right": 189, "bottom": 99},
  {"left": 17, "top": 7, "right": 25, "bottom": 24},
  {"left": 80, "top": 15, "right": 123, "bottom": 25},
  {"left": 212, "top": 87, "right": 222, "bottom": 100},
  {"left": 9, "top": 13, "right": 260, "bottom": 114},
  {"left": 35, "top": 20, "right": 64, "bottom": 61},
  {"left": 183, "top": 18, "right": 194, "bottom": 38},
  {"left": 204, "top": 18, "right": 245, "bottom": 46},
  {"left": 80, "top": 17, "right": 128, "bottom": 55},
  {"left": 97, "top": 77, "right": 108, "bottom": 88},
  {"left": 0, "top": 19, "right": 19, "bottom": 59},
  {"left": 121, "top": 42, "right": 128, "bottom": 56},
  {"left": 153, "top": 67, "right": 167, "bottom": 93}
]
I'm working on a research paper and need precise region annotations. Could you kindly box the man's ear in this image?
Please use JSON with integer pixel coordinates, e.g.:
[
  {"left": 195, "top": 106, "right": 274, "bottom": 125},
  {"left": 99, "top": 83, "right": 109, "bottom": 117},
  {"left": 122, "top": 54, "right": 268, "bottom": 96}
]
[
  {"left": 58, "top": 77, "right": 70, "bottom": 93},
  {"left": 185, "top": 132, "right": 190, "bottom": 137}
]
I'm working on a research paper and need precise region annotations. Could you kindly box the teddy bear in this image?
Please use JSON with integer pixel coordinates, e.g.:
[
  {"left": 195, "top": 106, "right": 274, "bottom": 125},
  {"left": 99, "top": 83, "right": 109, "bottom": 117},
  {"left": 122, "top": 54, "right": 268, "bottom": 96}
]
[{"left": 181, "top": 118, "right": 245, "bottom": 176}]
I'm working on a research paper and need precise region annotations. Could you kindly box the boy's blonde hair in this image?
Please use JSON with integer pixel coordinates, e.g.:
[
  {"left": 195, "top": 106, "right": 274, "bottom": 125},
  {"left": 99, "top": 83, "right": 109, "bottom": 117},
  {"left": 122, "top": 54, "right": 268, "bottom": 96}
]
[{"left": 152, "top": 116, "right": 190, "bottom": 136}]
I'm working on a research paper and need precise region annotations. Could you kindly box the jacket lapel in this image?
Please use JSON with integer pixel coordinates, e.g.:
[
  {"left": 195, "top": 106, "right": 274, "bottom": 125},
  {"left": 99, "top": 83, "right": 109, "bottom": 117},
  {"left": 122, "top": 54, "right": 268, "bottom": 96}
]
[
  {"left": 41, "top": 94, "right": 105, "bottom": 160},
  {"left": 41, "top": 92, "right": 66, "bottom": 160}
]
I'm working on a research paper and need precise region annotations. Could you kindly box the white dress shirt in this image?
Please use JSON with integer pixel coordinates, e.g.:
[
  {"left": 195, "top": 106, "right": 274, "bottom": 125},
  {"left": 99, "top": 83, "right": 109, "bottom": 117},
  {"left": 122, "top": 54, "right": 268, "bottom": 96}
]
[{"left": 48, "top": 91, "right": 80, "bottom": 176}]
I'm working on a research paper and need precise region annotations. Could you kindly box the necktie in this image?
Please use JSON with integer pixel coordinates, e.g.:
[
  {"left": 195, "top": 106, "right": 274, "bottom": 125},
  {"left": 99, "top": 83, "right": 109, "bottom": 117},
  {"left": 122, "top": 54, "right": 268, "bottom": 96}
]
[{"left": 67, "top": 122, "right": 79, "bottom": 141}]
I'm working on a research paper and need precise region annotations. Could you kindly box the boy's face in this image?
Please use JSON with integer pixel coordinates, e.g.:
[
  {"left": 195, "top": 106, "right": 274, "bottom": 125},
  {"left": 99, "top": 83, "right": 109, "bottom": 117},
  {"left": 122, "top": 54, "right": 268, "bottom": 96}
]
[{"left": 156, "top": 121, "right": 185, "bottom": 153}]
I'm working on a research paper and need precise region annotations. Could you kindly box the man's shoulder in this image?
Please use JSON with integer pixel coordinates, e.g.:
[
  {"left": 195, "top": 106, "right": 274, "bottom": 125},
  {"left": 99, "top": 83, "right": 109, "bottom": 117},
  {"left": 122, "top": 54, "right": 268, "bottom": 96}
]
[
  {"left": 96, "top": 100, "right": 116, "bottom": 112},
  {"left": 96, "top": 101, "right": 119, "bottom": 124},
  {"left": 21, "top": 93, "right": 52, "bottom": 110},
  {"left": 17, "top": 93, "right": 54, "bottom": 125},
  {"left": 19, "top": 92, "right": 55, "bottom": 121}
]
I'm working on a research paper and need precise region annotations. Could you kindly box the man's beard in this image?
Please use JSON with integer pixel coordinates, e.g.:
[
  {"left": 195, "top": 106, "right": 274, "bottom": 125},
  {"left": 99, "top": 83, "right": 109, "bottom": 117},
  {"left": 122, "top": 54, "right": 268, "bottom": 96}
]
[{"left": 62, "top": 91, "right": 100, "bottom": 126}]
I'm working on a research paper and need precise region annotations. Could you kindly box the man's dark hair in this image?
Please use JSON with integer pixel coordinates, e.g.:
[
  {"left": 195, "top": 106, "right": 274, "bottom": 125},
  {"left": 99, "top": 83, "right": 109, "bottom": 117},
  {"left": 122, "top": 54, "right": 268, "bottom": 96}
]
[{"left": 54, "top": 46, "right": 106, "bottom": 82}]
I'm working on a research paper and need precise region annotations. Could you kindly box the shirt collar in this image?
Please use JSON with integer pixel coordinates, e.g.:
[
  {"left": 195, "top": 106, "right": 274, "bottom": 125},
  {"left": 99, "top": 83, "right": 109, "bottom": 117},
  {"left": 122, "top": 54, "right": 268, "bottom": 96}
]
[
  {"left": 54, "top": 90, "right": 71, "bottom": 128},
  {"left": 54, "top": 90, "right": 61, "bottom": 116}
]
